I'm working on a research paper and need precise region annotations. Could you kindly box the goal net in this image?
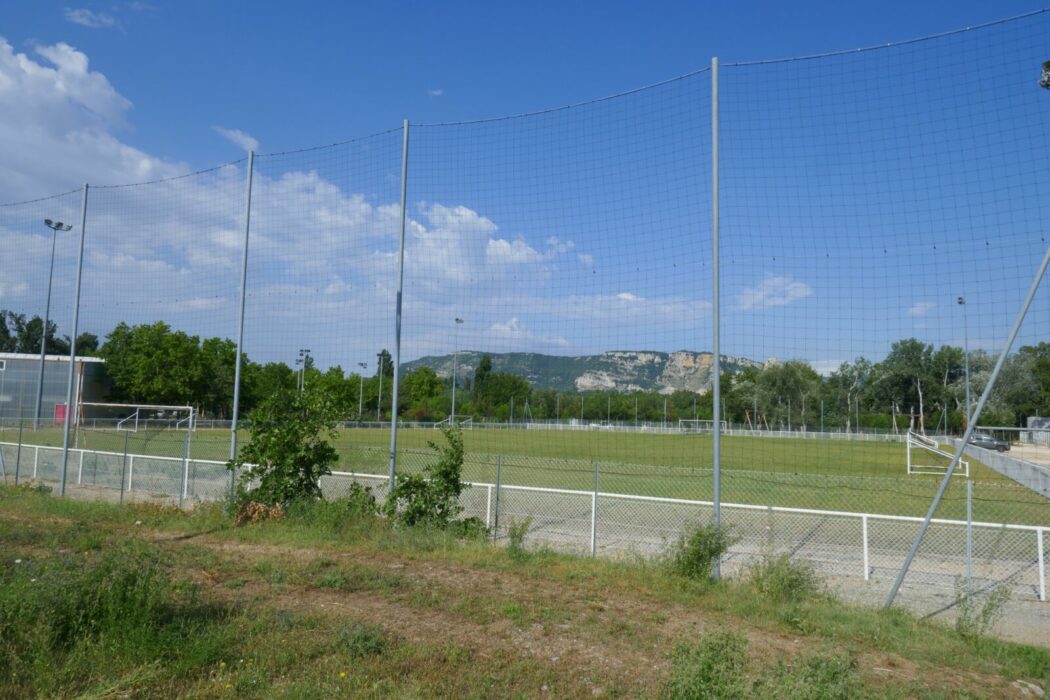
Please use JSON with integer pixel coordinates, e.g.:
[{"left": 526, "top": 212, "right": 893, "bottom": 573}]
[
  {"left": 678, "top": 419, "right": 728, "bottom": 433},
  {"left": 78, "top": 403, "right": 196, "bottom": 432},
  {"left": 906, "top": 430, "right": 969, "bottom": 477}
]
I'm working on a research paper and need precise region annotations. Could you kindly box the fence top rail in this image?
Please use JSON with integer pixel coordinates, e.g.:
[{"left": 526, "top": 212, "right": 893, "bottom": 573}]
[
  {"left": 329, "top": 470, "right": 1047, "bottom": 534},
  {"left": 4, "top": 443, "right": 1042, "bottom": 534}
]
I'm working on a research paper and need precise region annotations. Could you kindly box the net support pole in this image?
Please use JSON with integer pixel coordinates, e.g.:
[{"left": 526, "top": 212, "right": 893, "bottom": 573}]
[
  {"left": 885, "top": 238, "right": 1050, "bottom": 608},
  {"left": 966, "top": 479, "right": 974, "bottom": 623},
  {"left": 388, "top": 119, "right": 410, "bottom": 492},
  {"left": 710, "top": 56, "right": 723, "bottom": 579},
  {"left": 59, "top": 184, "right": 89, "bottom": 497},
  {"left": 228, "top": 149, "right": 255, "bottom": 494}
]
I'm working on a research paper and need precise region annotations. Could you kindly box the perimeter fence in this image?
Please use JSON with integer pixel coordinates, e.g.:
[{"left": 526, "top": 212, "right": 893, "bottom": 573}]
[{"left": 2, "top": 10, "right": 1050, "bottom": 628}]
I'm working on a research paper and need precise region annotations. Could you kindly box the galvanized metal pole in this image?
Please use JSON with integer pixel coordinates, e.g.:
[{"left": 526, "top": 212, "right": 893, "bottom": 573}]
[
  {"left": 228, "top": 150, "right": 255, "bottom": 492},
  {"left": 388, "top": 119, "right": 410, "bottom": 492},
  {"left": 14, "top": 418, "right": 23, "bottom": 486},
  {"left": 886, "top": 238, "right": 1050, "bottom": 608},
  {"left": 966, "top": 478, "right": 974, "bottom": 623},
  {"left": 961, "top": 297, "right": 971, "bottom": 428},
  {"left": 590, "top": 461, "right": 600, "bottom": 556},
  {"left": 711, "top": 56, "right": 722, "bottom": 579},
  {"left": 59, "top": 184, "right": 89, "bottom": 497},
  {"left": 34, "top": 226, "right": 59, "bottom": 430}
]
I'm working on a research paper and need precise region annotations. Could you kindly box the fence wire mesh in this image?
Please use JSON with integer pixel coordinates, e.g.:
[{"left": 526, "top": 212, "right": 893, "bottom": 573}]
[{"left": 1, "top": 10, "right": 1049, "bottom": 634}]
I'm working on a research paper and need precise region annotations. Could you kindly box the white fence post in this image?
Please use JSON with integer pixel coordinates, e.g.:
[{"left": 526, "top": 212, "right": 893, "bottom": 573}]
[
  {"left": 77, "top": 449, "right": 84, "bottom": 485},
  {"left": 590, "top": 461, "right": 599, "bottom": 557},
  {"left": 485, "top": 483, "right": 493, "bottom": 529},
  {"left": 33, "top": 446, "right": 38, "bottom": 479},
  {"left": 862, "top": 515, "right": 870, "bottom": 581},
  {"left": 127, "top": 455, "right": 134, "bottom": 493},
  {"left": 1039, "top": 528, "right": 1046, "bottom": 603}
]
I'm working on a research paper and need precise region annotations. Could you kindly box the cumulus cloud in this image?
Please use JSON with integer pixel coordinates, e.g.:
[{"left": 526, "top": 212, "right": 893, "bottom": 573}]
[
  {"left": 907, "top": 301, "right": 935, "bottom": 317},
  {"left": 577, "top": 253, "right": 594, "bottom": 266},
  {"left": 427, "top": 88, "right": 444, "bottom": 97},
  {"left": 0, "top": 37, "right": 183, "bottom": 198},
  {"left": 734, "top": 275, "right": 813, "bottom": 311},
  {"left": 213, "top": 126, "right": 259, "bottom": 152},
  {"left": 64, "top": 8, "right": 119, "bottom": 29}
]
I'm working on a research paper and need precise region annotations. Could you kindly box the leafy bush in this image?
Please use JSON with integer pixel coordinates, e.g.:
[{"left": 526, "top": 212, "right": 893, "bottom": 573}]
[
  {"left": 662, "top": 631, "right": 748, "bottom": 699},
  {"left": 228, "top": 386, "right": 339, "bottom": 507},
  {"left": 667, "top": 522, "right": 735, "bottom": 581},
  {"left": 747, "top": 554, "right": 822, "bottom": 604},
  {"left": 383, "top": 426, "right": 468, "bottom": 528}
]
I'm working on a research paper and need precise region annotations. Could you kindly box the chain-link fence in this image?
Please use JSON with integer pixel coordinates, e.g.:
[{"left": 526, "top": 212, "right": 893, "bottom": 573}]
[{"left": 2, "top": 10, "right": 1050, "bottom": 630}]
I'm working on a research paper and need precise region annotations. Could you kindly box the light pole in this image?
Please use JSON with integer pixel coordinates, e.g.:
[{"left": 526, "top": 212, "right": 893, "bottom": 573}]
[
  {"left": 377, "top": 352, "right": 384, "bottom": 422},
  {"left": 296, "top": 348, "right": 311, "bottom": 393},
  {"left": 957, "top": 298, "right": 970, "bottom": 432},
  {"left": 957, "top": 297, "right": 971, "bottom": 431},
  {"left": 451, "top": 318, "right": 464, "bottom": 423},
  {"left": 357, "top": 362, "right": 367, "bottom": 421},
  {"left": 35, "top": 219, "right": 71, "bottom": 430}
]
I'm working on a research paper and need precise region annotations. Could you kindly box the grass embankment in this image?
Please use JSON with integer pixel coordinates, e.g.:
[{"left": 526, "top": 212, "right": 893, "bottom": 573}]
[
  {"left": 1, "top": 485, "right": 1047, "bottom": 698},
  {"left": 6, "top": 426, "right": 1047, "bottom": 524}
]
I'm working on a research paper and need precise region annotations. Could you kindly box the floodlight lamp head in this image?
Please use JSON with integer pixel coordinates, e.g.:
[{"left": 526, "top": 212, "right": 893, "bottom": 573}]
[
  {"left": 44, "top": 219, "right": 53, "bottom": 226},
  {"left": 1041, "top": 60, "right": 1050, "bottom": 90},
  {"left": 957, "top": 296, "right": 965, "bottom": 305}
]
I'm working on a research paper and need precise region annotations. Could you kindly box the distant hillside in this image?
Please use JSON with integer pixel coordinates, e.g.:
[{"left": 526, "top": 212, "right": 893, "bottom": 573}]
[{"left": 402, "top": 350, "right": 762, "bottom": 394}]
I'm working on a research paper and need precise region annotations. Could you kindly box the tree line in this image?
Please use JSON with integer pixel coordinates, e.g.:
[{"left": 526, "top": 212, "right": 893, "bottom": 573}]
[{"left": 2, "top": 311, "right": 1046, "bottom": 430}]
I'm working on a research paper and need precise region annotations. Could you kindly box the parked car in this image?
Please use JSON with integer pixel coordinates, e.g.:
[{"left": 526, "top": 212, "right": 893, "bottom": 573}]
[{"left": 968, "top": 432, "right": 1010, "bottom": 452}]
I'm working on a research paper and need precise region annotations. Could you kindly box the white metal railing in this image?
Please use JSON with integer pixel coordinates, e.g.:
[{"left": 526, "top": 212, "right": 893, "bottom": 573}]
[{"left": 2, "top": 440, "right": 1045, "bottom": 604}]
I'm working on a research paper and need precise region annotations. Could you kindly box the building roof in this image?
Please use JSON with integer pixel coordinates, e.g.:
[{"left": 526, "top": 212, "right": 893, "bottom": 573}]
[{"left": 0, "top": 352, "right": 105, "bottom": 363}]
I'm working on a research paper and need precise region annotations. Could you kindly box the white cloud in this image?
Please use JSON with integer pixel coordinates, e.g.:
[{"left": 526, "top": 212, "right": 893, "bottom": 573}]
[
  {"left": 64, "top": 8, "right": 119, "bottom": 29},
  {"left": 577, "top": 253, "right": 594, "bottom": 266},
  {"left": 213, "top": 126, "right": 259, "bottom": 152},
  {"left": 486, "top": 317, "right": 567, "bottom": 347},
  {"left": 907, "top": 301, "right": 935, "bottom": 317},
  {"left": 0, "top": 37, "right": 183, "bottom": 198},
  {"left": 427, "top": 88, "right": 444, "bottom": 97},
  {"left": 616, "top": 292, "right": 640, "bottom": 302},
  {"left": 487, "top": 237, "right": 542, "bottom": 265},
  {"left": 734, "top": 275, "right": 813, "bottom": 311}
]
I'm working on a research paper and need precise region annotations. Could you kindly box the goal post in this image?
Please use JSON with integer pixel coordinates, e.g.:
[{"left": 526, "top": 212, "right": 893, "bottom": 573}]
[
  {"left": 906, "top": 430, "right": 969, "bottom": 477},
  {"left": 434, "top": 415, "right": 473, "bottom": 430},
  {"left": 678, "top": 419, "right": 728, "bottom": 433},
  {"left": 77, "top": 402, "right": 196, "bottom": 432}
]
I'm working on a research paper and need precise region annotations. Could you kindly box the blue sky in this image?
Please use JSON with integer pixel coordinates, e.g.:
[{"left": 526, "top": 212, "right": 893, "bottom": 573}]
[{"left": 1, "top": 2, "right": 1048, "bottom": 374}]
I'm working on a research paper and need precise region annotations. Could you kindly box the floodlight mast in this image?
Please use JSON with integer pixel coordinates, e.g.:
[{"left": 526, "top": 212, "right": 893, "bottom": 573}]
[
  {"left": 35, "top": 219, "right": 72, "bottom": 430},
  {"left": 357, "top": 362, "right": 368, "bottom": 421},
  {"left": 451, "top": 318, "right": 464, "bottom": 423}
]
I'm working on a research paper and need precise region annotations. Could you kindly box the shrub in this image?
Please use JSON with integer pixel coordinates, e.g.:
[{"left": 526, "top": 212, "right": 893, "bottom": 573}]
[
  {"left": 506, "top": 517, "right": 532, "bottom": 561},
  {"left": 662, "top": 631, "right": 748, "bottom": 700},
  {"left": 747, "top": 554, "right": 822, "bottom": 604},
  {"left": 955, "top": 580, "right": 1011, "bottom": 642},
  {"left": 383, "top": 426, "right": 468, "bottom": 528},
  {"left": 667, "top": 522, "right": 735, "bottom": 581},
  {"left": 228, "top": 386, "right": 339, "bottom": 507}
]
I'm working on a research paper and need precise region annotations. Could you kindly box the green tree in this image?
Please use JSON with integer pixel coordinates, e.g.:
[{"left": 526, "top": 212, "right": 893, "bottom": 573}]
[
  {"left": 383, "top": 426, "right": 467, "bottom": 527},
  {"left": 99, "top": 322, "right": 204, "bottom": 406}
]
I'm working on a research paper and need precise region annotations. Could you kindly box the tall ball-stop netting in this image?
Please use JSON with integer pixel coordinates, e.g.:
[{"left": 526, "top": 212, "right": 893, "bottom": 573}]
[{"left": 0, "top": 10, "right": 1048, "bottom": 634}]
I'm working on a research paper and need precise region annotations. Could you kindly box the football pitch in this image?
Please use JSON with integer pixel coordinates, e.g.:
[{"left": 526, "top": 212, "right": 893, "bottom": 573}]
[{"left": 5, "top": 425, "right": 1047, "bottom": 525}]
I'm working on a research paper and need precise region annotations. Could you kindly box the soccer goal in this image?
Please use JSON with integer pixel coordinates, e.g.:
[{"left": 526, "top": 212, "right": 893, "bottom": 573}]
[
  {"left": 77, "top": 403, "right": 196, "bottom": 432},
  {"left": 906, "top": 430, "right": 969, "bottom": 477},
  {"left": 678, "top": 419, "right": 728, "bottom": 433},
  {"left": 434, "top": 415, "right": 473, "bottom": 430}
]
